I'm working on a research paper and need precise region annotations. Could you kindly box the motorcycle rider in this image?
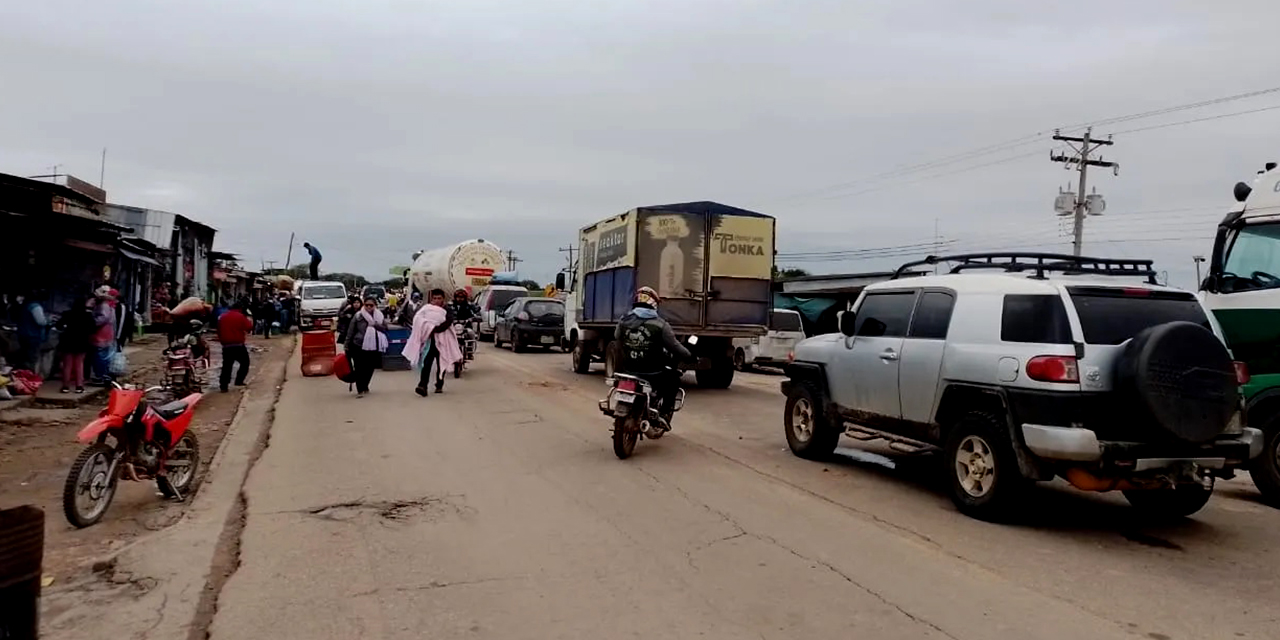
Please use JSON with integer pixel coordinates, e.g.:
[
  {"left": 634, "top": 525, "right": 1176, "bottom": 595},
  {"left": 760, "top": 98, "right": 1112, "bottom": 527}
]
[
  {"left": 449, "top": 289, "right": 479, "bottom": 325},
  {"left": 615, "top": 286, "right": 691, "bottom": 430},
  {"left": 174, "top": 319, "right": 210, "bottom": 361}
]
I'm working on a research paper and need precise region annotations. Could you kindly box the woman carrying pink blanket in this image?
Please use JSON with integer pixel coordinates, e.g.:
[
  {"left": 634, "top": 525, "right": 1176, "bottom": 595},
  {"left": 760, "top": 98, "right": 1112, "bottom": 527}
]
[{"left": 403, "top": 291, "right": 463, "bottom": 397}]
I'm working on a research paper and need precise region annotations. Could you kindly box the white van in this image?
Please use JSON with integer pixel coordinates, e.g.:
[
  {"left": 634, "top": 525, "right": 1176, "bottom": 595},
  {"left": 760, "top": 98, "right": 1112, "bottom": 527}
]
[
  {"left": 293, "top": 281, "right": 347, "bottom": 330},
  {"left": 733, "top": 308, "right": 806, "bottom": 370},
  {"left": 475, "top": 285, "right": 529, "bottom": 341}
]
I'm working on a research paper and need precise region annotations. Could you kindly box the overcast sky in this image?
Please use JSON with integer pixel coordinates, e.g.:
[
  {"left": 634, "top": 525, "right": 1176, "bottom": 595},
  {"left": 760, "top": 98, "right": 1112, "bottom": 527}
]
[{"left": 3, "top": 0, "right": 1278, "bottom": 288}]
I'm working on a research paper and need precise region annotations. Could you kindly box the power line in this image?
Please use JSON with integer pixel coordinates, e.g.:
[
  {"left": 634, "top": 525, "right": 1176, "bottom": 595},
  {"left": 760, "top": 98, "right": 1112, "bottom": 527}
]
[
  {"left": 1058, "top": 85, "right": 1280, "bottom": 130},
  {"left": 768, "top": 84, "right": 1280, "bottom": 205},
  {"left": 814, "top": 149, "right": 1044, "bottom": 202},
  {"left": 1111, "top": 104, "right": 1280, "bottom": 135}
]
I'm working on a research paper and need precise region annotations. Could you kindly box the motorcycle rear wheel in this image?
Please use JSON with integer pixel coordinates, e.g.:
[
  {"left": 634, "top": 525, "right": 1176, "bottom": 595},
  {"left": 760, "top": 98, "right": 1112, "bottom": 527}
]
[
  {"left": 158, "top": 432, "right": 201, "bottom": 499},
  {"left": 63, "top": 444, "right": 120, "bottom": 528},
  {"left": 613, "top": 416, "right": 639, "bottom": 459}
]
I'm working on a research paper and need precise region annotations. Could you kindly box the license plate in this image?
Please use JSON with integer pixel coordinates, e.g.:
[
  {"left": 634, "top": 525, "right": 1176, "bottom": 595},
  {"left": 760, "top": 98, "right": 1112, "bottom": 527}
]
[
  {"left": 614, "top": 392, "right": 636, "bottom": 404},
  {"left": 540, "top": 336, "right": 555, "bottom": 344}
]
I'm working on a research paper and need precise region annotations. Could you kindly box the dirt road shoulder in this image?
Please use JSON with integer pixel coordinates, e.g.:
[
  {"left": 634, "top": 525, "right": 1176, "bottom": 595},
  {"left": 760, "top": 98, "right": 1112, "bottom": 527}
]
[{"left": 34, "top": 335, "right": 295, "bottom": 639}]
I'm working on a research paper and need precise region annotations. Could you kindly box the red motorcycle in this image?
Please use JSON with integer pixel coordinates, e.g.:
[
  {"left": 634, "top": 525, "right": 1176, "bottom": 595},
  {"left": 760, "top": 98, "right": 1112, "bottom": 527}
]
[{"left": 62, "top": 383, "right": 203, "bottom": 528}]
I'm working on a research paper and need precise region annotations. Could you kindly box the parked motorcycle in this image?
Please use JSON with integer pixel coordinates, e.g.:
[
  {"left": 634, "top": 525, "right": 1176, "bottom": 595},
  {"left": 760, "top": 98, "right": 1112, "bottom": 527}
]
[
  {"left": 597, "top": 336, "right": 697, "bottom": 459},
  {"left": 453, "top": 319, "right": 479, "bottom": 378},
  {"left": 62, "top": 383, "right": 203, "bottom": 528}
]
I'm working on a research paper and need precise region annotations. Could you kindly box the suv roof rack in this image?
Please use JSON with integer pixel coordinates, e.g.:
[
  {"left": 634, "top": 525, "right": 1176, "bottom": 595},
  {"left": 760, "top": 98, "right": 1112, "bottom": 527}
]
[{"left": 892, "top": 252, "right": 1158, "bottom": 284}]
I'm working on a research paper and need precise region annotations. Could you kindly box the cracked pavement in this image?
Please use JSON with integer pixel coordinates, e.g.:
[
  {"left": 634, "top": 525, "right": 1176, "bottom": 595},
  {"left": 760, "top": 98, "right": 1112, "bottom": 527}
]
[{"left": 208, "top": 344, "right": 1280, "bottom": 639}]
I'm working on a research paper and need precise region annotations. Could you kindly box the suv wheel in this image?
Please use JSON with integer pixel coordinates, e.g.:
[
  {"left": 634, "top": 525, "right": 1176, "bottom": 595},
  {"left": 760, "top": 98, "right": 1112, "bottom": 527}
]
[
  {"left": 1123, "top": 482, "right": 1214, "bottom": 519},
  {"left": 1248, "top": 417, "right": 1280, "bottom": 508},
  {"left": 944, "top": 412, "right": 1026, "bottom": 521},
  {"left": 784, "top": 383, "right": 840, "bottom": 460}
]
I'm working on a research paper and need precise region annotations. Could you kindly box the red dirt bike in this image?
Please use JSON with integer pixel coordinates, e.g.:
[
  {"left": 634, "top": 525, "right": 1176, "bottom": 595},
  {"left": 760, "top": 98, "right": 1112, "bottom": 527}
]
[{"left": 62, "top": 383, "right": 203, "bottom": 528}]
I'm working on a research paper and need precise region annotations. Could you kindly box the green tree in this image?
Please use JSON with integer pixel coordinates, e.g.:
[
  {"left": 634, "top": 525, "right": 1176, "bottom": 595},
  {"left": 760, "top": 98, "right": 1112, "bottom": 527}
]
[
  {"left": 772, "top": 266, "right": 810, "bottom": 280},
  {"left": 519, "top": 279, "right": 543, "bottom": 292}
]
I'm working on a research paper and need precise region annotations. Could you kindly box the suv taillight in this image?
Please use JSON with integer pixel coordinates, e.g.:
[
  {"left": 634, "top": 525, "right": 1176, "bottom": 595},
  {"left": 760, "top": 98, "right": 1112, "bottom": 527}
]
[
  {"left": 1026, "top": 355, "right": 1079, "bottom": 383},
  {"left": 1234, "top": 361, "right": 1250, "bottom": 385}
]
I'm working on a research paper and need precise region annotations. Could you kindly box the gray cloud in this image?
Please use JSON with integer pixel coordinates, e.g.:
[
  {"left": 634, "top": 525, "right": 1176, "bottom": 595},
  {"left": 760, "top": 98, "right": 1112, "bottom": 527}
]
[{"left": 3, "top": 0, "right": 1278, "bottom": 287}]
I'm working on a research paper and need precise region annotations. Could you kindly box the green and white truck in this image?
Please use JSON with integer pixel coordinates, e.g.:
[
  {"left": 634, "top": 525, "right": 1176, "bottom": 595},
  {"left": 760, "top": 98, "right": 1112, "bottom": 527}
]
[{"left": 1203, "top": 162, "right": 1280, "bottom": 505}]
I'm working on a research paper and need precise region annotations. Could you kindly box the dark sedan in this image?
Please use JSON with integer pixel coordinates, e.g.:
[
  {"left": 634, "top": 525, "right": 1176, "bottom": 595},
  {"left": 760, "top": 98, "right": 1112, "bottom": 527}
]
[{"left": 494, "top": 297, "right": 565, "bottom": 353}]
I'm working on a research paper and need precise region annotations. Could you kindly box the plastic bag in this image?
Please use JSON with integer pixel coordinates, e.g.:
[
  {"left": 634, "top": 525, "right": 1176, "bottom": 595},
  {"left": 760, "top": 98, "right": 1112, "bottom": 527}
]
[
  {"left": 109, "top": 351, "right": 128, "bottom": 377},
  {"left": 10, "top": 370, "right": 43, "bottom": 396}
]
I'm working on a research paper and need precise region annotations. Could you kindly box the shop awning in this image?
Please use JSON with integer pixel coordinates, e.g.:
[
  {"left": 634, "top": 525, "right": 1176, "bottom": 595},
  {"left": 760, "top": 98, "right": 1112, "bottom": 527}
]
[{"left": 119, "top": 246, "right": 161, "bottom": 266}]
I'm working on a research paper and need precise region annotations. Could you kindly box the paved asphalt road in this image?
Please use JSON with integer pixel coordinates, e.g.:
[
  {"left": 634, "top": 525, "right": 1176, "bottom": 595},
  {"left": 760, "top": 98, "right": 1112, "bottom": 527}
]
[{"left": 210, "top": 343, "right": 1280, "bottom": 640}]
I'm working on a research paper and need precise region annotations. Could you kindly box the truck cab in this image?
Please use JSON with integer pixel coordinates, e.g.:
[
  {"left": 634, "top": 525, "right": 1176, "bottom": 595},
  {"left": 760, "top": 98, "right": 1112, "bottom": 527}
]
[
  {"left": 732, "top": 309, "right": 806, "bottom": 370},
  {"left": 1203, "top": 162, "right": 1280, "bottom": 506}
]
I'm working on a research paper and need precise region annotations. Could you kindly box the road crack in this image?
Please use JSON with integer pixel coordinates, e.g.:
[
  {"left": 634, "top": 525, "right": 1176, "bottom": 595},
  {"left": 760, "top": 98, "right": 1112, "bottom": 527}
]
[{"left": 351, "top": 575, "right": 527, "bottom": 598}]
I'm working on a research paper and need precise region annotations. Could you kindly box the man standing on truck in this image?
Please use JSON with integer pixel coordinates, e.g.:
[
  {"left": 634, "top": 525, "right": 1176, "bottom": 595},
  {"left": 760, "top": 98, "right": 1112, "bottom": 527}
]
[
  {"left": 303, "top": 242, "right": 322, "bottom": 280},
  {"left": 616, "top": 286, "right": 691, "bottom": 431}
]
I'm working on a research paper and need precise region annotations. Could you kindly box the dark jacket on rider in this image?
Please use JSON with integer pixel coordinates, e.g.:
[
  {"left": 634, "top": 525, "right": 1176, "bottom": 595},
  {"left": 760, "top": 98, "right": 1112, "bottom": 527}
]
[
  {"left": 449, "top": 300, "right": 478, "bottom": 324},
  {"left": 615, "top": 305, "right": 689, "bottom": 374}
]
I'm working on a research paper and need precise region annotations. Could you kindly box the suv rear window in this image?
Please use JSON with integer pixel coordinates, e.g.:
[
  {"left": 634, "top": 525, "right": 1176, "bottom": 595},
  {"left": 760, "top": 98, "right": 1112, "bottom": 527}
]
[
  {"left": 1066, "top": 287, "right": 1211, "bottom": 345},
  {"left": 486, "top": 288, "right": 525, "bottom": 310},
  {"left": 1002, "top": 295, "right": 1071, "bottom": 344},
  {"left": 770, "top": 311, "right": 803, "bottom": 332}
]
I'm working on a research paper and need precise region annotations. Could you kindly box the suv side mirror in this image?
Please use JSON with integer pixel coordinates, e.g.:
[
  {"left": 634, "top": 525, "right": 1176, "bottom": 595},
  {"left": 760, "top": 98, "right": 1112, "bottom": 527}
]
[
  {"left": 555, "top": 272, "right": 567, "bottom": 291},
  {"left": 839, "top": 311, "right": 856, "bottom": 336}
]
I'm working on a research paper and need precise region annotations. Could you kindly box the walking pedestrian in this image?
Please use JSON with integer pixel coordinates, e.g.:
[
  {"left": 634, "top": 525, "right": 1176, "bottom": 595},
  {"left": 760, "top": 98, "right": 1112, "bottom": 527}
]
[
  {"left": 15, "top": 290, "right": 49, "bottom": 371},
  {"left": 56, "top": 296, "right": 95, "bottom": 394},
  {"left": 90, "top": 286, "right": 118, "bottom": 384},
  {"left": 404, "top": 289, "right": 463, "bottom": 398},
  {"left": 258, "top": 294, "right": 276, "bottom": 339},
  {"left": 343, "top": 296, "right": 388, "bottom": 398},
  {"left": 303, "top": 242, "right": 322, "bottom": 280},
  {"left": 217, "top": 300, "right": 254, "bottom": 392}
]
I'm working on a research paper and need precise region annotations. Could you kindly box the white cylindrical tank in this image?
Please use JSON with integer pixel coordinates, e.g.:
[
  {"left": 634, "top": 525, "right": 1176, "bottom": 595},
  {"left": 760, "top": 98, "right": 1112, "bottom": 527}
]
[{"left": 408, "top": 240, "right": 505, "bottom": 297}]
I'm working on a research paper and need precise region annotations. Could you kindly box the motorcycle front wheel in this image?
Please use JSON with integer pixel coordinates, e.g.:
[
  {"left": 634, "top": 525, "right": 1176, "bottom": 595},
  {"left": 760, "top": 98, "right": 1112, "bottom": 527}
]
[
  {"left": 63, "top": 444, "right": 121, "bottom": 528},
  {"left": 612, "top": 415, "right": 639, "bottom": 459},
  {"left": 453, "top": 362, "right": 463, "bottom": 379}
]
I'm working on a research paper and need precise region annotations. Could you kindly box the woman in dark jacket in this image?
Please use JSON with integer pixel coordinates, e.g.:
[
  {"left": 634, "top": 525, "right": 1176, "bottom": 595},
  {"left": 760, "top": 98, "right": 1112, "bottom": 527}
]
[
  {"left": 57, "top": 297, "right": 96, "bottom": 394},
  {"left": 343, "top": 296, "right": 388, "bottom": 398}
]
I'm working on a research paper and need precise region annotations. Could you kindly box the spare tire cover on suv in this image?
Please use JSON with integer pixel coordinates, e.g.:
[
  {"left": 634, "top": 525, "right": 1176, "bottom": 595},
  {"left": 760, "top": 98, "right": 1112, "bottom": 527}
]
[{"left": 1115, "top": 321, "right": 1237, "bottom": 444}]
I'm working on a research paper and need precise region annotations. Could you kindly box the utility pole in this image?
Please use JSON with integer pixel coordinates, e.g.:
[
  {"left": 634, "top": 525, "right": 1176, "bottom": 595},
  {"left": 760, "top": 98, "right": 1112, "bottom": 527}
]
[
  {"left": 505, "top": 250, "right": 522, "bottom": 272},
  {"left": 1193, "top": 255, "right": 1206, "bottom": 286},
  {"left": 284, "top": 232, "right": 296, "bottom": 269},
  {"left": 558, "top": 245, "right": 578, "bottom": 275},
  {"left": 1051, "top": 127, "right": 1118, "bottom": 256}
]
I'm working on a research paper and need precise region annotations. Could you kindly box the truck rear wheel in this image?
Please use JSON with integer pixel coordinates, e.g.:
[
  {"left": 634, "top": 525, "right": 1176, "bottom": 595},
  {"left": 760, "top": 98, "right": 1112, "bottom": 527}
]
[
  {"left": 604, "top": 342, "right": 621, "bottom": 379},
  {"left": 572, "top": 339, "right": 593, "bottom": 374},
  {"left": 696, "top": 360, "right": 735, "bottom": 389},
  {"left": 1249, "top": 414, "right": 1280, "bottom": 508}
]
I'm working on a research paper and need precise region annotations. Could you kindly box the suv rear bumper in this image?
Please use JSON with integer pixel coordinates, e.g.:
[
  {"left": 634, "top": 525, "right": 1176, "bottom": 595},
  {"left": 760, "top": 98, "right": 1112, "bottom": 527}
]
[{"left": 1022, "top": 424, "right": 1264, "bottom": 467}]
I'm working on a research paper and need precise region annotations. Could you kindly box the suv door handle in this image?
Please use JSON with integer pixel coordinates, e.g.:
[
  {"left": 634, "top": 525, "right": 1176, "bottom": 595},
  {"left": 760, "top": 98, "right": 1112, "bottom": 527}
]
[{"left": 879, "top": 349, "right": 899, "bottom": 362}]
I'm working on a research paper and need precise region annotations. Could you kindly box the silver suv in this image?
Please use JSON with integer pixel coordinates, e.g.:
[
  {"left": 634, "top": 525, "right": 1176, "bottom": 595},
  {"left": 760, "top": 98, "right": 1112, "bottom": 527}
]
[{"left": 781, "top": 253, "right": 1264, "bottom": 521}]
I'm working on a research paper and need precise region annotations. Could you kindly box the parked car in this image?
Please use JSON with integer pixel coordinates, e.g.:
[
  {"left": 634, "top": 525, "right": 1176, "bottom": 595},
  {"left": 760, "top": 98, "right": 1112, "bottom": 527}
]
[
  {"left": 476, "top": 285, "right": 529, "bottom": 341},
  {"left": 733, "top": 309, "right": 806, "bottom": 370},
  {"left": 494, "top": 297, "right": 566, "bottom": 353},
  {"left": 782, "top": 252, "right": 1262, "bottom": 522}
]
